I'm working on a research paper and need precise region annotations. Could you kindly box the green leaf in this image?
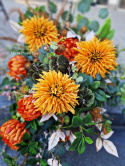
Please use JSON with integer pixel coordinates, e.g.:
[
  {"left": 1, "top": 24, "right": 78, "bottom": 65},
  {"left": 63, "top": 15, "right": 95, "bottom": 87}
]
[
  {"left": 31, "top": 120, "right": 37, "bottom": 131},
  {"left": 84, "top": 127, "right": 95, "bottom": 135},
  {"left": 78, "top": 138, "right": 85, "bottom": 154},
  {"left": 99, "top": 8, "right": 109, "bottom": 19},
  {"left": 75, "top": 131, "right": 83, "bottom": 137},
  {"left": 77, "top": 17, "right": 89, "bottom": 30},
  {"left": 39, "top": 6, "right": 46, "bottom": 12},
  {"left": 108, "top": 85, "right": 116, "bottom": 93},
  {"left": 76, "top": 14, "right": 83, "bottom": 24},
  {"left": 2, "top": 77, "right": 10, "bottom": 85},
  {"left": 90, "top": 81, "right": 100, "bottom": 89},
  {"left": 96, "top": 74, "right": 101, "bottom": 81},
  {"left": 100, "top": 80, "right": 107, "bottom": 89},
  {"left": 85, "top": 137, "right": 93, "bottom": 144},
  {"left": 18, "top": 146, "right": 29, "bottom": 155},
  {"left": 94, "top": 89, "right": 107, "bottom": 101},
  {"left": 72, "top": 116, "right": 83, "bottom": 127},
  {"left": 88, "top": 20, "right": 99, "bottom": 32},
  {"left": 82, "top": 113, "right": 92, "bottom": 124},
  {"left": 61, "top": 11, "right": 73, "bottom": 23},
  {"left": 22, "top": 133, "right": 32, "bottom": 142},
  {"left": 40, "top": 159, "right": 48, "bottom": 166},
  {"left": 56, "top": 145, "right": 66, "bottom": 157},
  {"left": 97, "top": 18, "right": 111, "bottom": 39},
  {"left": 43, "top": 57, "right": 49, "bottom": 65},
  {"left": 27, "top": 158, "right": 37, "bottom": 165},
  {"left": 69, "top": 137, "right": 81, "bottom": 151},
  {"left": 78, "top": 0, "right": 90, "bottom": 14},
  {"left": 120, "top": 48, "right": 125, "bottom": 52},
  {"left": 29, "top": 141, "right": 38, "bottom": 148},
  {"left": 106, "top": 29, "right": 115, "bottom": 40},
  {"left": 62, "top": 162, "right": 71, "bottom": 166},
  {"left": 39, "top": 54, "right": 45, "bottom": 63},
  {"left": 49, "top": 1, "right": 57, "bottom": 13},
  {"left": 76, "top": 76, "right": 83, "bottom": 83}
]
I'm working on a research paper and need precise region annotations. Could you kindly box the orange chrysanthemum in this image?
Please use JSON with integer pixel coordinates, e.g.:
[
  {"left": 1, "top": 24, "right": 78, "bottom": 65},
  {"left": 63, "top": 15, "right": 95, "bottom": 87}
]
[
  {"left": 56, "top": 37, "right": 78, "bottom": 61},
  {"left": 20, "top": 16, "right": 58, "bottom": 52},
  {"left": 0, "top": 119, "right": 28, "bottom": 150},
  {"left": 33, "top": 70, "right": 79, "bottom": 115},
  {"left": 7, "top": 55, "right": 27, "bottom": 81},
  {"left": 17, "top": 94, "right": 41, "bottom": 121},
  {"left": 74, "top": 37, "right": 118, "bottom": 78}
]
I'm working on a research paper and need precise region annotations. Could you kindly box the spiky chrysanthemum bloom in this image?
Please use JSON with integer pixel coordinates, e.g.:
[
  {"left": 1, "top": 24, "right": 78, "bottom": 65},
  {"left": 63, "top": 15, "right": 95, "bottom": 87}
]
[
  {"left": 33, "top": 70, "right": 79, "bottom": 115},
  {"left": 20, "top": 16, "right": 58, "bottom": 52},
  {"left": 0, "top": 119, "right": 28, "bottom": 150},
  {"left": 74, "top": 37, "right": 118, "bottom": 78},
  {"left": 7, "top": 55, "right": 27, "bottom": 81},
  {"left": 17, "top": 94, "right": 41, "bottom": 121}
]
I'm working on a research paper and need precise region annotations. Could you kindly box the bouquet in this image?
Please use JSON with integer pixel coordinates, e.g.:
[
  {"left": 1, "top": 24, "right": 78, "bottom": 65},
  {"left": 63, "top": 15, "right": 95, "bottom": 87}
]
[{"left": 0, "top": 0, "right": 124, "bottom": 165}]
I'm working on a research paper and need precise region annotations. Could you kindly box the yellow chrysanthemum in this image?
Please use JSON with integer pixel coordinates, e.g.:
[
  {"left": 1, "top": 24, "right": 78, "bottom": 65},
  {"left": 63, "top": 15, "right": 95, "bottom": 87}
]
[
  {"left": 33, "top": 70, "right": 79, "bottom": 115},
  {"left": 20, "top": 16, "right": 58, "bottom": 52},
  {"left": 74, "top": 37, "right": 118, "bottom": 78}
]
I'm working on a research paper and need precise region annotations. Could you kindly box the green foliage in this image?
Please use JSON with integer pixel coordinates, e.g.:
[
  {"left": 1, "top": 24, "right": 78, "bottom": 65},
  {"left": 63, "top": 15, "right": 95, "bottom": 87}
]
[
  {"left": 85, "top": 137, "right": 93, "bottom": 144},
  {"left": 2, "top": 152, "right": 17, "bottom": 166},
  {"left": 9, "top": 103, "right": 18, "bottom": 118},
  {"left": 90, "top": 81, "right": 100, "bottom": 90},
  {"left": 61, "top": 11, "right": 73, "bottom": 23},
  {"left": 78, "top": 0, "right": 91, "bottom": 14},
  {"left": 94, "top": 89, "right": 107, "bottom": 102},
  {"left": 82, "top": 113, "right": 92, "bottom": 125},
  {"left": 49, "top": 55, "right": 69, "bottom": 74},
  {"left": 72, "top": 116, "right": 83, "bottom": 127},
  {"left": 88, "top": 20, "right": 100, "bottom": 32},
  {"left": 49, "top": 1, "right": 57, "bottom": 13},
  {"left": 69, "top": 136, "right": 81, "bottom": 151},
  {"left": 99, "top": 8, "right": 109, "bottom": 19},
  {"left": 78, "top": 137, "right": 85, "bottom": 154},
  {"left": 77, "top": 17, "right": 89, "bottom": 30},
  {"left": 78, "top": 87, "right": 95, "bottom": 107},
  {"left": 97, "top": 18, "right": 115, "bottom": 40}
]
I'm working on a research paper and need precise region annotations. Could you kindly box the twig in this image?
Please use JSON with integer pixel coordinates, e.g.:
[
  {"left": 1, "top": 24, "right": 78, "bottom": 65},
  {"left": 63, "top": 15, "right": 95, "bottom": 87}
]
[
  {"left": 65, "top": 1, "right": 73, "bottom": 23},
  {"left": 20, "top": 153, "right": 28, "bottom": 166},
  {"left": 54, "top": 0, "right": 68, "bottom": 26},
  {"left": 8, "top": 8, "right": 25, "bottom": 21},
  {"left": 47, "top": 0, "right": 52, "bottom": 20},
  {"left": 0, "top": 37, "right": 17, "bottom": 43},
  {"left": 0, "top": 144, "right": 7, "bottom": 160}
]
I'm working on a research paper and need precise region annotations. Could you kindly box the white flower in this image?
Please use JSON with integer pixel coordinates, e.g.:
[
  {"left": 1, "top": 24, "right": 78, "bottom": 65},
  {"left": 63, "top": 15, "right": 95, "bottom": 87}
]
[{"left": 47, "top": 158, "right": 62, "bottom": 166}]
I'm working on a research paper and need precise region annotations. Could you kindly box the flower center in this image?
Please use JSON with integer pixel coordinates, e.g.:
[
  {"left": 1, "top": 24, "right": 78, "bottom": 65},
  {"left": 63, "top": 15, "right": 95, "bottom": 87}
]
[
  {"left": 34, "top": 25, "right": 47, "bottom": 38},
  {"left": 89, "top": 51, "right": 102, "bottom": 63},
  {"left": 50, "top": 84, "right": 63, "bottom": 97}
]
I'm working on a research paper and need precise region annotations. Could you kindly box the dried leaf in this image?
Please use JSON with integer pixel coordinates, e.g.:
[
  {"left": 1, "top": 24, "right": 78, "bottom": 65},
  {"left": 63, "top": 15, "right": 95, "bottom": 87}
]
[
  {"left": 40, "top": 113, "right": 52, "bottom": 123},
  {"left": 17, "top": 34, "right": 25, "bottom": 43},
  {"left": 96, "top": 138, "right": 102, "bottom": 152},
  {"left": 57, "top": 129, "right": 65, "bottom": 141},
  {"left": 9, "top": 20, "right": 23, "bottom": 32},
  {"left": 47, "top": 158, "right": 62, "bottom": 166},
  {"left": 101, "top": 131, "right": 114, "bottom": 139},
  {"left": 85, "top": 31, "right": 95, "bottom": 41},
  {"left": 103, "top": 140, "right": 119, "bottom": 157},
  {"left": 48, "top": 132, "right": 59, "bottom": 151}
]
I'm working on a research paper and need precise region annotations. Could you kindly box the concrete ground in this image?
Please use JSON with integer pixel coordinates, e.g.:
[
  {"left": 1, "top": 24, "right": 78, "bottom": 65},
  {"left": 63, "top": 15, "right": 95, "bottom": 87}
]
[{"left": 0, "top": 0, "right": 125, "bottom": 166}]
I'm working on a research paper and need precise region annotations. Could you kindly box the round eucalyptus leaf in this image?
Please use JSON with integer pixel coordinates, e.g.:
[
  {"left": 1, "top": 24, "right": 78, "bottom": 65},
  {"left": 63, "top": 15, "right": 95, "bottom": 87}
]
[
  {"left": 99, "top": 8, "right": 109, "bottom": 19},
  {"left": 77, "top": 17, "right": 89, "bottom": 30},
  {"left": 78, "top": 0, "right": 90, "bottom": 14},
  {"left": 88, "top": 20, "right": 99, "bottom": 32}
]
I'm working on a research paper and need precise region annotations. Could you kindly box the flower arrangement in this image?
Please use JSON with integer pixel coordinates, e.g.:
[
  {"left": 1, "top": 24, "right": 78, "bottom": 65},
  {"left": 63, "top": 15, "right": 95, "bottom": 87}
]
[{"left": 0, "top": 0, "right": 125, "bottom": 165}]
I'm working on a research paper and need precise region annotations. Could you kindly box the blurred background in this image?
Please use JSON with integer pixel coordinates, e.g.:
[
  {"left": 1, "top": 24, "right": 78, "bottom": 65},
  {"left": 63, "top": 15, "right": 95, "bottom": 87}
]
[{"left": 0, "top": 0, "right": 125, "bottom": 166}]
